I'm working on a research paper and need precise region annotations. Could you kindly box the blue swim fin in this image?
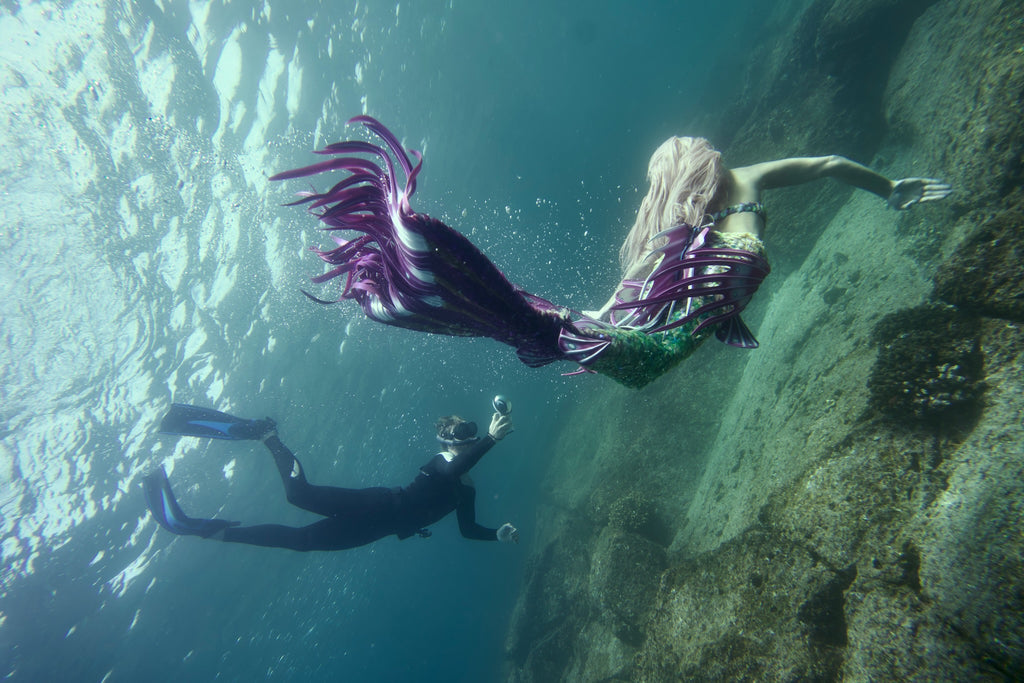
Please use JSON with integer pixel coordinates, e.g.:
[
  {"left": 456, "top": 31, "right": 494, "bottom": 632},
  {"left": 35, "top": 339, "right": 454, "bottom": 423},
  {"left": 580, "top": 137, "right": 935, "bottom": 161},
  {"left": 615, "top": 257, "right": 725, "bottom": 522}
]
[
  {"left": 158, "top": 403, "right": 274, "bottom": 440},
  {"left": 142, "top": 466, "right": 238, "bottom": 538}
]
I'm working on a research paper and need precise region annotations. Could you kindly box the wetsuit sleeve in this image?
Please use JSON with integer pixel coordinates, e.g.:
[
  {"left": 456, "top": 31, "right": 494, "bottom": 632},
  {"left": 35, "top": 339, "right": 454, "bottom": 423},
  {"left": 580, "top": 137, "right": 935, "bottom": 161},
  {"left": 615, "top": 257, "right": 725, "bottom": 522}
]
[
  {"left": 455, "top": 484, "right": 498, "bottom": 541},
  {"left": 439, "top": 435, "right": 496, "bottom": 478}
]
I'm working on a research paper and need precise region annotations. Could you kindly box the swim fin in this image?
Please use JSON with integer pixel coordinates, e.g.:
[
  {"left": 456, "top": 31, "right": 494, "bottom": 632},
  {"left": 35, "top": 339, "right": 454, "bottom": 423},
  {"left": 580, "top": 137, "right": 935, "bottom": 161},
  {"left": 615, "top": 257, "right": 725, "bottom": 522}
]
[
  {"left": 158, "top": 403, "right": 274, "bottom": 440},
  {"left": 142, "top": 466, "right": 238, "bottom": 538}
]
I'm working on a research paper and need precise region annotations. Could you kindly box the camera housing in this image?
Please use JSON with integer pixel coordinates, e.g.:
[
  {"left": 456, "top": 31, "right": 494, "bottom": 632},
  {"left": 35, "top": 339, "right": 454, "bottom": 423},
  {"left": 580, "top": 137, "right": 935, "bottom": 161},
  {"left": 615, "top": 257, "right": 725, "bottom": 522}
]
[{"left": 492, "top": 395, "right": 511, "bottom": 415}]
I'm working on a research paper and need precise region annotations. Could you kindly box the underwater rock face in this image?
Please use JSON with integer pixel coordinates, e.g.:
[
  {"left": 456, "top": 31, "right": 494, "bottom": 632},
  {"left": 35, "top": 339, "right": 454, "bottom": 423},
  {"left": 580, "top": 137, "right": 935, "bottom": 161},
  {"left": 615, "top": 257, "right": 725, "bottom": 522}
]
[
  {"left": 632, "top": 531, "right": 861, "bottom": 681},
  {"left": 605, "top": 490, "right": 673, "bottom": 547},
  {"left": 910, "top": 318, "right": 1024, "bottom": 677},
  {"left": 505, "top": 0, "right": 1024, "bottom": 680},
  {"left": 867, "top": 304, "right": 984, "bottom": 428},
  {"left": 589, "top": 529, "right": 667, "bottom": 646},
  {"left": 504, "top": 521, "right": 597, "bottom": 682},
  {"left": 933, "top": 205, "right": 1024, "bottom": 323}
]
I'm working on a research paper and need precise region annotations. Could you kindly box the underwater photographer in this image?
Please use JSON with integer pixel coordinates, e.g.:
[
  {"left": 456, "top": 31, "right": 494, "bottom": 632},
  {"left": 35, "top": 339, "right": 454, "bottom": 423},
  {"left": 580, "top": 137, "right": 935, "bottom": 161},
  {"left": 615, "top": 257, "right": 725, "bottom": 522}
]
[{"left": 144, "top": 395, "right": 518, "bottom": 551}]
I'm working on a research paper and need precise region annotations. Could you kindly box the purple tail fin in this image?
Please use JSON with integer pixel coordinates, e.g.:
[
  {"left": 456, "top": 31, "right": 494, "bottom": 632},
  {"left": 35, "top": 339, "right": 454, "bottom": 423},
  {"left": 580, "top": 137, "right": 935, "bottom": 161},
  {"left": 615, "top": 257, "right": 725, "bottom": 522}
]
[{"left": 270, "top": 116, "right": 571, "bottom": 367}]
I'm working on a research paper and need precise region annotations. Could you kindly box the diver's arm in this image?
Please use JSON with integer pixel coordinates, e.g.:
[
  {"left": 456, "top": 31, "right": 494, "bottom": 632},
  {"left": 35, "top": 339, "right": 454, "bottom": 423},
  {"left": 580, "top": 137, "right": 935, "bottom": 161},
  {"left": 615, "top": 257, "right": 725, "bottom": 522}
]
[
  {"left": 443, "top": 435, "right": 496, "bottom": 478},
  {"left": 455, "top": 485, "right": 499, "bottom": 541},
  {"left": 443, "top": 413, "right": 512, "bottom": 478}
]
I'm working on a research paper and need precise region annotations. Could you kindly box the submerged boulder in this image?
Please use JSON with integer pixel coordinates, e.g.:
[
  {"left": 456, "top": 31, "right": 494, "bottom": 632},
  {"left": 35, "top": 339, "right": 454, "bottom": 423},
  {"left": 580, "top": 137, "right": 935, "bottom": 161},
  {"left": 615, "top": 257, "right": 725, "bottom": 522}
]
[
  {"left": 867, "top": 303, "right": 985, "bottom": 429},
  {"left": 589, "top": 528, "right": 667, "bottom": 646},
  {"left": 933, "top": 203, "right": 1024, "bottom": 324}
]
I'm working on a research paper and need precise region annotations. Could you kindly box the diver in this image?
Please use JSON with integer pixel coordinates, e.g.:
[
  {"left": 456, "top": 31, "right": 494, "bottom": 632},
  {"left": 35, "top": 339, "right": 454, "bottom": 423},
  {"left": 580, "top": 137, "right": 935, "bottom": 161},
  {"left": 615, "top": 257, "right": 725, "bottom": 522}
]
[
  {"left": 270, "top": 116, "right": 953, "bottom": 389},
  {"left": 143, "top": 398, "right": 519, "bottom": 551}
]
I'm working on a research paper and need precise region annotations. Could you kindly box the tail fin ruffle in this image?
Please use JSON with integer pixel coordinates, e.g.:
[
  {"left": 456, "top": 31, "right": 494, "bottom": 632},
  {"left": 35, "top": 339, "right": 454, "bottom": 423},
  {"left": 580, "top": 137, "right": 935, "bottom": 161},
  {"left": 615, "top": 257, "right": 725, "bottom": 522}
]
[
  {"left": 608, "top": 223, "right": 770, "bottom": 347},
  {"left": 270, "top": 116, "right": 570, "bottom": 367}
]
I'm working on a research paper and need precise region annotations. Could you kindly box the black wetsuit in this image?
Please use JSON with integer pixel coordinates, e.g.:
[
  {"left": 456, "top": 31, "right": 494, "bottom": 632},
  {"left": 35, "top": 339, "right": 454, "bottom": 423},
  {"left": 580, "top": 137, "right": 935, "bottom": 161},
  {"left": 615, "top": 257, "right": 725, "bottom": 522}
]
[{"left": 221, "top": 435, "right": 501, "bottom": 551}]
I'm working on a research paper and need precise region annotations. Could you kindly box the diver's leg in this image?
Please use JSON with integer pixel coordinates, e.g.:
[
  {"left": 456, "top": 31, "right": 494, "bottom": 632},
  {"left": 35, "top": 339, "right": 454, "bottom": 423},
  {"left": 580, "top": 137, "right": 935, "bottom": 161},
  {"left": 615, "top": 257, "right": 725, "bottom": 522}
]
[
  {"left": 143, "top": 467, "right": 238, "bottom": 538},
  {"left": 221, "top": 511, "right": 393, "bottom": 552},
  {"left": 261, "top": 434, "right": 392, "bottom": 517},
  {"left": 262, "top": 434, "right": 311, "bottom": 495}
]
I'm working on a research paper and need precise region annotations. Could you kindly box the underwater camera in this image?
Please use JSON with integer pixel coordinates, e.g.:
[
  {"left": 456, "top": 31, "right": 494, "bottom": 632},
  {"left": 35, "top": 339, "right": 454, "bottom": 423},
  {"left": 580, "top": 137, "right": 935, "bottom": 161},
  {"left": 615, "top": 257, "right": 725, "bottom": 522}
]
[{"left": 492, "top": 395, "right": 511, "bottom": 415}]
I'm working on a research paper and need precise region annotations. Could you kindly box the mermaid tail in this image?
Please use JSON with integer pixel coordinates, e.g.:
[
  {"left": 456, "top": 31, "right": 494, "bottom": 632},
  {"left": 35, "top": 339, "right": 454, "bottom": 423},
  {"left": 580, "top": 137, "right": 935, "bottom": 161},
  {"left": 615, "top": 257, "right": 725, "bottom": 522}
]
[
  {"left": 271, "top": 118, "right": 769, "bottom": 385},
  {"left": 269, "top": 116, "right": 571, "bottom": 367}
]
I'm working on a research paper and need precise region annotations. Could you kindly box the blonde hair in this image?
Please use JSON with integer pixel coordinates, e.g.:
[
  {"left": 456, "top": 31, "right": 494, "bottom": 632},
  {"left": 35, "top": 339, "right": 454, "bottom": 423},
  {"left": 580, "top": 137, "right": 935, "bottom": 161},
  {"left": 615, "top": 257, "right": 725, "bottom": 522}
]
[{"left": 619, "top": 137, "right": 722, "bottom": 276}]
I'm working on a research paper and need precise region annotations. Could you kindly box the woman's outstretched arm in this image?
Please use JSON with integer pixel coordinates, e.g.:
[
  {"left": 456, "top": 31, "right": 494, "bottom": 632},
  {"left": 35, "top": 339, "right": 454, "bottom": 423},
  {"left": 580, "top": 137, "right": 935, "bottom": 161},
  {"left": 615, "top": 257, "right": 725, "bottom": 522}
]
[{"left": 732, "top": 156, "right": 952, "bottom": 208}]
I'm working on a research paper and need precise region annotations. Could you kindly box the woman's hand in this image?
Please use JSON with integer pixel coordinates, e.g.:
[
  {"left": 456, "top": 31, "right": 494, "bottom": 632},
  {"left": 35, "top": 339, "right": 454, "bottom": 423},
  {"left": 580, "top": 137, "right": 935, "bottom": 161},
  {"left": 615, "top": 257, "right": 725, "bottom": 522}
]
[
  {"left": 887, "top": 177, "right": 953, "bottom": 209},
  {"left": 488, "top": 413, "right": 514, "bottom": 440},
  {"left": 497, "top": 523, "right": 519, "bottom": 543}
]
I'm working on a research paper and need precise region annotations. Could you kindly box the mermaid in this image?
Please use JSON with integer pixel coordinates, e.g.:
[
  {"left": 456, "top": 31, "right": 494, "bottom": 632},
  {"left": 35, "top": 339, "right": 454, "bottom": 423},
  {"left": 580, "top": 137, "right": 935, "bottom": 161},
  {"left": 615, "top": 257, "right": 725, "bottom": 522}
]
[{"left": 270, "top": 116, "right": 951, "bottom": 389}]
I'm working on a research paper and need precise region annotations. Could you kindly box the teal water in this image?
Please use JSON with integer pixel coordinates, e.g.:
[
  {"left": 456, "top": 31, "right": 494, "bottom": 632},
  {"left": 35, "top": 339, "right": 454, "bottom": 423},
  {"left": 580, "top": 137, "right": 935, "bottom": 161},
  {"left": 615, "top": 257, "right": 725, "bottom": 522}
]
[{"left": 0, "top": 1, "right": 763, "bottom": 680}]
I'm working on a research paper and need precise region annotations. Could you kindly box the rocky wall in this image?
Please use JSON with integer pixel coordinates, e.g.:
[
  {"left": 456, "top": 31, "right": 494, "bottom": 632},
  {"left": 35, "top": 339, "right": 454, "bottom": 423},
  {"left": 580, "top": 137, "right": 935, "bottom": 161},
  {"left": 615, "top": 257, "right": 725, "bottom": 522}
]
[{"left": 505, "top": 0, "right": 1024, "bottom": 680}]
